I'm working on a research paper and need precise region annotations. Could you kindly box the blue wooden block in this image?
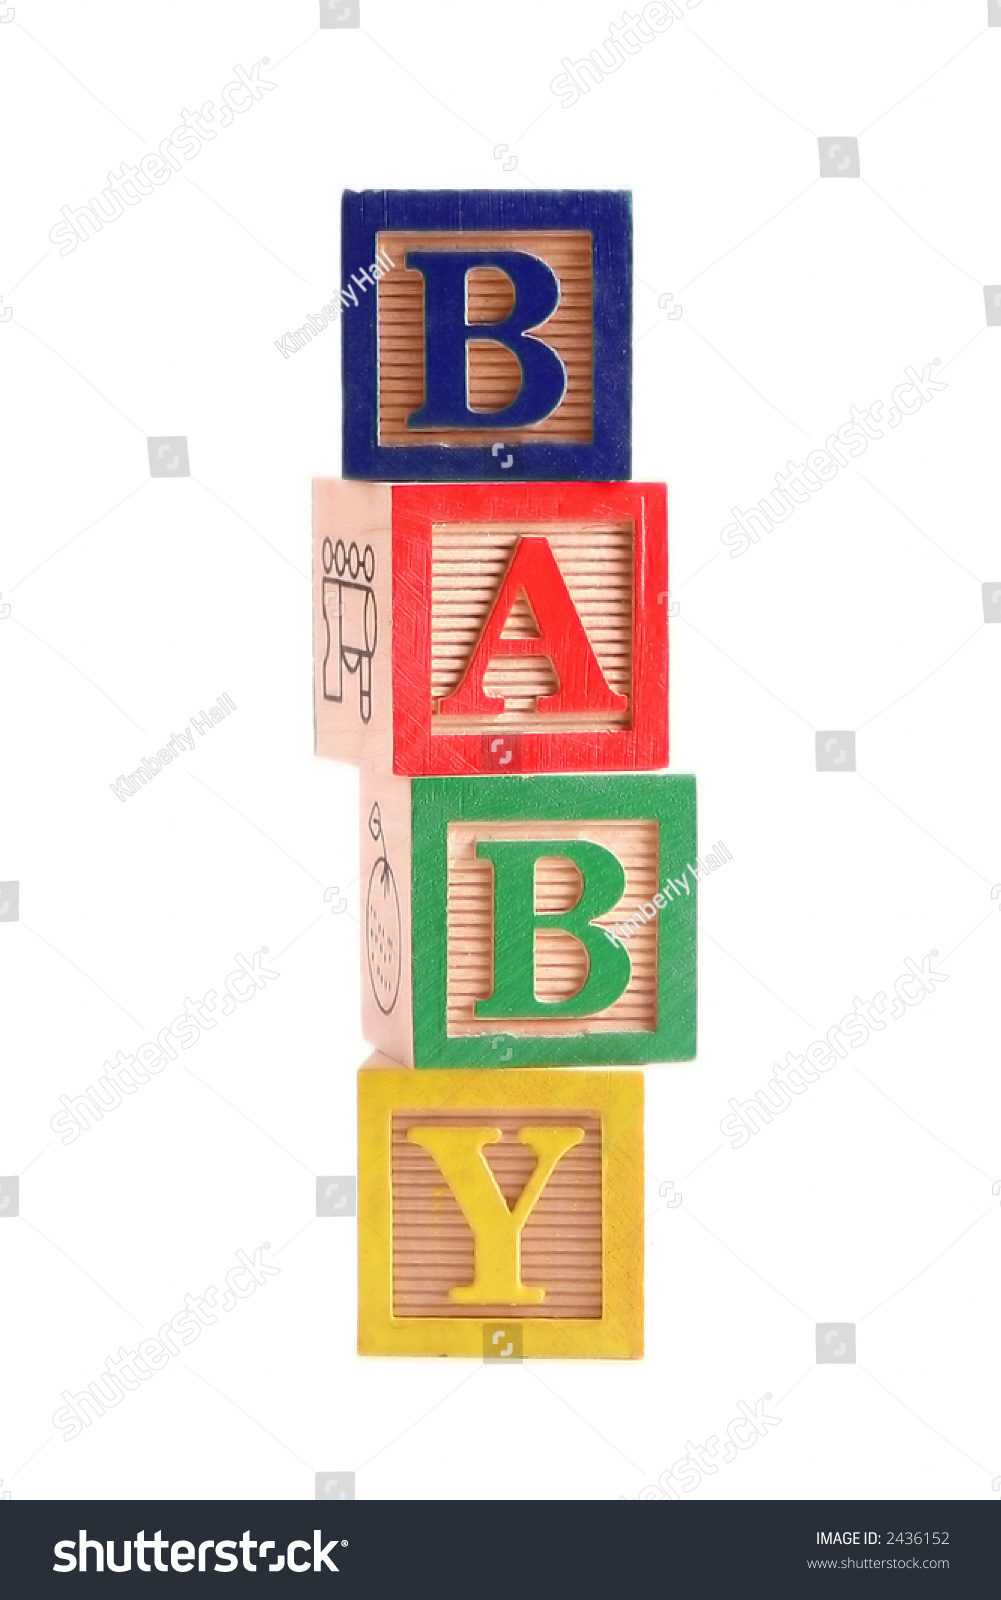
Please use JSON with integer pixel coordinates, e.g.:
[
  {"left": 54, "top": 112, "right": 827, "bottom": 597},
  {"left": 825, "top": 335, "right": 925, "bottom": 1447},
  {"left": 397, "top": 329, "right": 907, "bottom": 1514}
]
[{"left": 341, "top": 189, "right": 631, "bottom": 482}]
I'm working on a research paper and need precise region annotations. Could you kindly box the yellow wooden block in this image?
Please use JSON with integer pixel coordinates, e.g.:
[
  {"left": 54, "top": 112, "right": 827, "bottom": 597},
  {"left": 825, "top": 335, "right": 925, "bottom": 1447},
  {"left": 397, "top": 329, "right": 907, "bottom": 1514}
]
[{"left": 358, "top": 1067, "right": 643, "bottom": 1359}]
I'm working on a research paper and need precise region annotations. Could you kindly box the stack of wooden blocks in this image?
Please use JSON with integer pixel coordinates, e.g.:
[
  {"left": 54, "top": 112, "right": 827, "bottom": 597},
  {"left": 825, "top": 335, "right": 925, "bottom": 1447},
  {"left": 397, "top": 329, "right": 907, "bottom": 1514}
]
[{"left": 314, "top": 190, "right": 696, "bottom": 1361}]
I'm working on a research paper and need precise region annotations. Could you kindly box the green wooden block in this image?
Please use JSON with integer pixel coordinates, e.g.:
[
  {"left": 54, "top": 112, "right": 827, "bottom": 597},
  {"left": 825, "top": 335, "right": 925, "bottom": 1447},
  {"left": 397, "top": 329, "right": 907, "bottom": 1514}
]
[{"left": 360, "top": 772, "right": 697, "bottom": 1068}]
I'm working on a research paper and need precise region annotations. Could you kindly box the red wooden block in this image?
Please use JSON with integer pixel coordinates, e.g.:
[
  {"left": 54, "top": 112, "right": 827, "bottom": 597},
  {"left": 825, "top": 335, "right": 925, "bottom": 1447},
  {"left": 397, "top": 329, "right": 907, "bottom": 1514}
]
[{"left": 313, "top": 480, "right": 668, "bottom": 776}]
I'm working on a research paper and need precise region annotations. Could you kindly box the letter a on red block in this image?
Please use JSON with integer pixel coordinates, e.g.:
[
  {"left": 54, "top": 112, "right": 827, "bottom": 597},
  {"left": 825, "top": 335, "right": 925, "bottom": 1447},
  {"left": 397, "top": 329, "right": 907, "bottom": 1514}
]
[{"left": 437, "top": 537, "right": 628, "bottom": 718}]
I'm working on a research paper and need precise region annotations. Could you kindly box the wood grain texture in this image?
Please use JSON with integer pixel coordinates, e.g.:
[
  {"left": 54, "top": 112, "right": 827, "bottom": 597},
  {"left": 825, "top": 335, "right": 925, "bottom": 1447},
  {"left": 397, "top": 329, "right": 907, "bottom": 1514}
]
[
  {"left": 446, "top": 819, "right": 659, "bottom": 1036},
  {"left": 313, "top": 480, "right": 393, "bottom": 767},
  {"left": 340, "top": 190, "right": 631, "bottom": 482},
  {"left": 409, "top": 773, "right": 698, "bottom": 1068},
  {"left": 376, "top": 230, "right": 592, "bottom": 447},
  {"left": 390, "top": 483, "right": 668, "bottom": 776},
  {"left": 429, "top": 518, "right": 633, "bottom": 734},
  {"left": 314, "top": 482, "right": 667, "bottom": 776},
  {"left": 356, "top": 775, "right": 697, "bottom": 1071},
  {"left": 357, "top": 1067, "right": 644, "bottom": 1359},
  {"left": 359, "top": 770, "right": 415, "bottom": 1068},
  {"left": 391, "top": 1110, "right": 602, "bottom": 1319}
]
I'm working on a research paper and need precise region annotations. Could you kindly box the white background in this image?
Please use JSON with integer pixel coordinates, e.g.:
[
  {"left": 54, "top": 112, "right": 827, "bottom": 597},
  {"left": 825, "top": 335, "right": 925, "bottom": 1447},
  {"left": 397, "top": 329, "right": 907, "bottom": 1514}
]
[{"left": 2, "top": 0, "right": 999, "bottom": 1502}]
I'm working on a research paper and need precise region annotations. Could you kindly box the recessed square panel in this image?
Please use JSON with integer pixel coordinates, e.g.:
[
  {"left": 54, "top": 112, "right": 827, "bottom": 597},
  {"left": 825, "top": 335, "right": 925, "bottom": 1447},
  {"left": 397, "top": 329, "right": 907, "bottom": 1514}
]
[
  {"left": 391, "top": 1107, "right": 602, "bottom": 1319},
  {"left": 429, "top": 517, "right": 632, "bottom": 735},
  {"left": 445, "top": 818, "right": 660, "bottom": 1039},
  {"left": 376, "top": 230, "right": 593, "bottom": 449}
]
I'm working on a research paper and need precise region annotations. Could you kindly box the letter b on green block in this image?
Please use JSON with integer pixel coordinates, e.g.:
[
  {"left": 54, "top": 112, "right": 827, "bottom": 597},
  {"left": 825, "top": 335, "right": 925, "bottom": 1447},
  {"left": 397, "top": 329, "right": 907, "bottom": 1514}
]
[{"left": 474, "top": 839, "right": 631, "bottom": 1019}]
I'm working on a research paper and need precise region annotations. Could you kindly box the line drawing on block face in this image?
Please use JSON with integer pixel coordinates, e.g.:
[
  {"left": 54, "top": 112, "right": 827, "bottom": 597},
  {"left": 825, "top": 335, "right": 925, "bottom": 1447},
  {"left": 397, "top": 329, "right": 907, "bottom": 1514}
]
[
  {"left": 366, "top": 803, "right": 401, "bottom": 1015},
  {"left": 322, "top": 535, "right": 378, "bottom": 723}
]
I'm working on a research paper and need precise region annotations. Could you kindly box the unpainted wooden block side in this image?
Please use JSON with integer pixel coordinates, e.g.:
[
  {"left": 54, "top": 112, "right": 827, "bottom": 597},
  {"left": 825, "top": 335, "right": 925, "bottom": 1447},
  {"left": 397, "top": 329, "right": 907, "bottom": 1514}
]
[
  {"left": 313, "top": 480, "right": 393, "bottom": 766},
  {"left": 359, "top": 770, "right": 415, "bottom": 1067},
  {"left": 361, "top": 1049, "right": 413, "bottom": 1071}
]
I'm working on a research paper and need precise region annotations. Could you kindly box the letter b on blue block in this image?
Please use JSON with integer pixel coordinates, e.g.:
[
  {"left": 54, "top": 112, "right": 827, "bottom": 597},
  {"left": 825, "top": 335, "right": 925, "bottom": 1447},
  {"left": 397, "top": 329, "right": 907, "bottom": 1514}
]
[
  {"left": 340, "top": 189, "right": 633, "bottom": 481},
  {"left": 405, "top": 251, "right": 567, "bottom": 430}
]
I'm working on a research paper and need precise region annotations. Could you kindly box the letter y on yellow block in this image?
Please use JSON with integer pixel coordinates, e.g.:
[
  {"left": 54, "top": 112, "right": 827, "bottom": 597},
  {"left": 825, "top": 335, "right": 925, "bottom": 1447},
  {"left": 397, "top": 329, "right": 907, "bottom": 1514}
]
[{"left": 407, "top": 1125, "right": 584, "bottom": 1304}]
